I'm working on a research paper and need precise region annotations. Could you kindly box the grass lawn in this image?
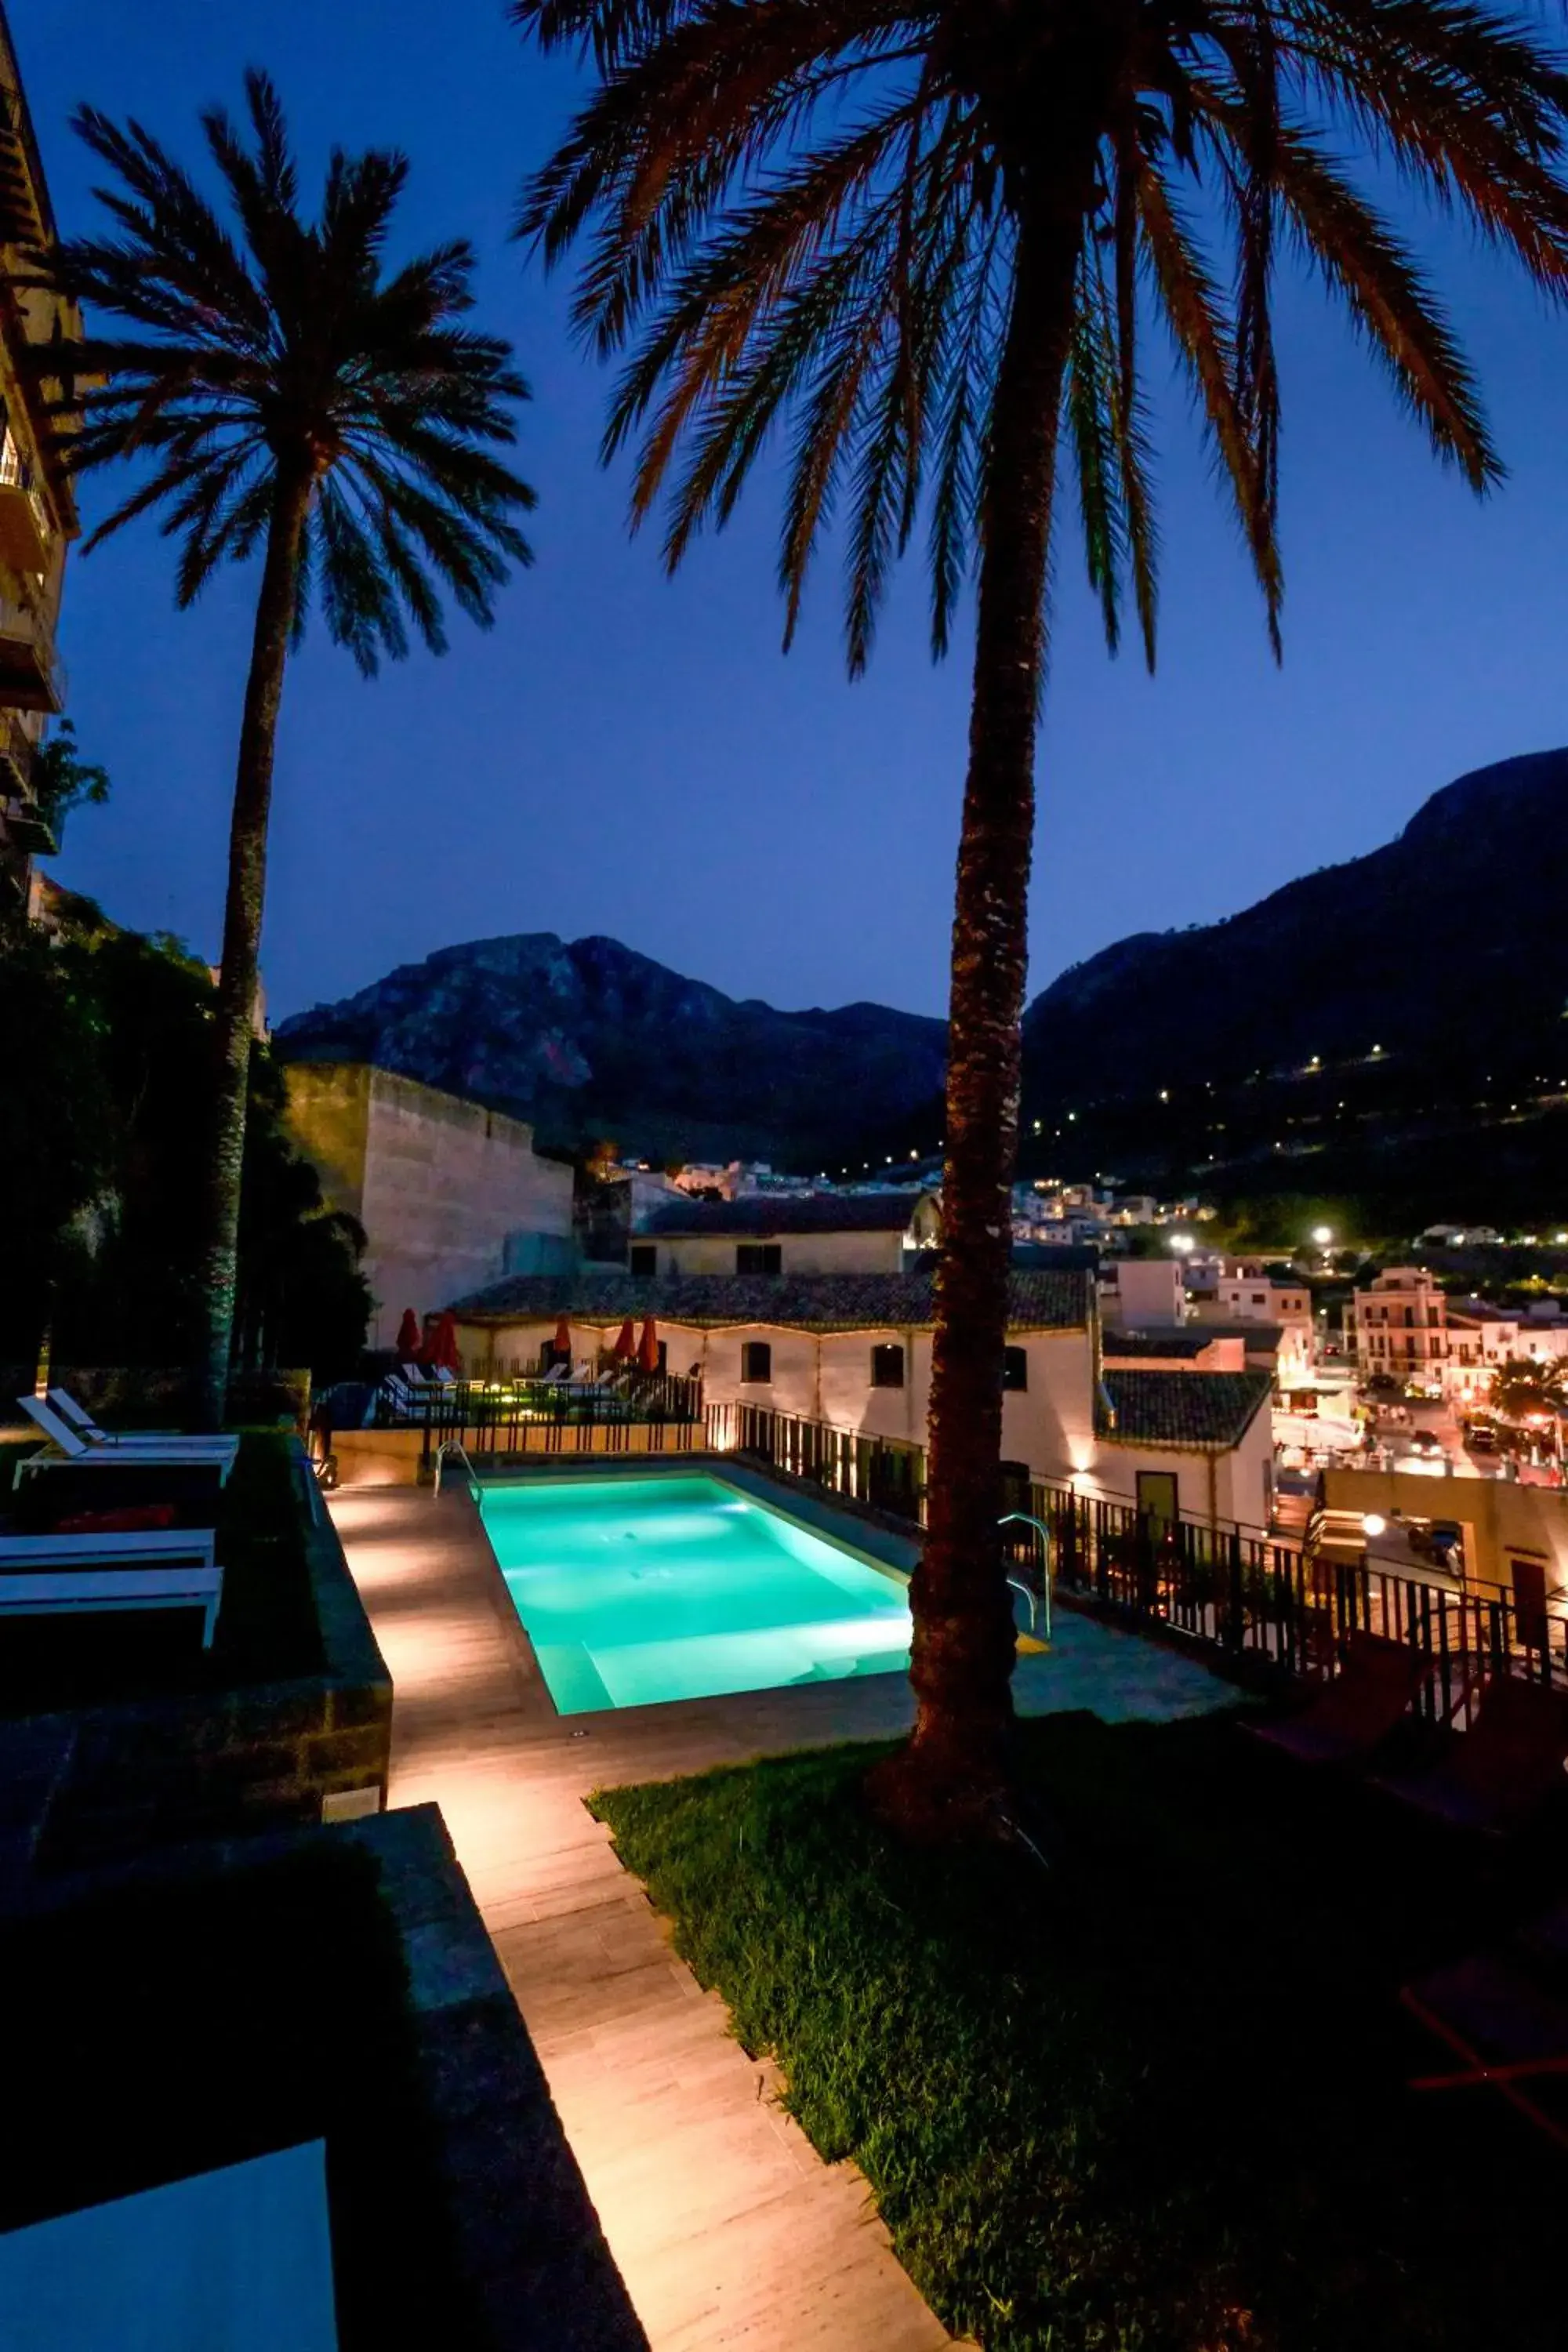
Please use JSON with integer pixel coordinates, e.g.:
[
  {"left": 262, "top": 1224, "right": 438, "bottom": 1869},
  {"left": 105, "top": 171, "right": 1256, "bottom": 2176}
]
[{"left": 592, "top": 1711, "right": 1563, "bottom": 2352}]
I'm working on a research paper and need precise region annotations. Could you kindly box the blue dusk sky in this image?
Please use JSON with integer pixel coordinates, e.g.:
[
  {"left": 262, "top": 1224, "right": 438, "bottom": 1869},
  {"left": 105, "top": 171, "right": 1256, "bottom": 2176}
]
[{"left": 19, "top": 0, "right": 1568, "bottom": 1022}]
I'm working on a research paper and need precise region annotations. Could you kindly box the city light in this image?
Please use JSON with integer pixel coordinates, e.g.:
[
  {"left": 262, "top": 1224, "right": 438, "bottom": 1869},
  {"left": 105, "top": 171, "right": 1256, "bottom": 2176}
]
[
  {"left": 1312, "top": 1225, "right": 1333, "bottom": 1247},
  {"left": 1362, "top": 1514, "right": 1386, "bottom": 1538},
  {"left": 1169, "top": 1232, "right": 1195, "bottom": 1256}
]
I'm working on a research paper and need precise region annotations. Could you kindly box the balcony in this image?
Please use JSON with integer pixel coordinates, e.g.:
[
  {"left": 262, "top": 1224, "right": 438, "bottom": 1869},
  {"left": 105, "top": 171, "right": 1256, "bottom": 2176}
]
[
  {"left": 0, "top": 597, "right": 61, "bottom": 712},
  {"left": 0, "top": 85, "right": 49, "bottom": 246},
  {"left": 0, "top": 432, "right": 49, "bottom": 572},
  {"left": 0, "top": 708, "right": 35, "bottom": 797},
  {"left": 2, "top": 793, "right": 54, "bottom": 855}
]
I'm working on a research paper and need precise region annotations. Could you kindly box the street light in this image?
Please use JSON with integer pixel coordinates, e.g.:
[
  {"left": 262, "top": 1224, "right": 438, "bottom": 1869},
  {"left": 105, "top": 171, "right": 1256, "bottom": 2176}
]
[
  {"left": 1312, "top": 1225, "right": 1334, "bottom": 1248},
  {"left": 1169, "top": 1232, "right": 1195, "bottom": 1256}
]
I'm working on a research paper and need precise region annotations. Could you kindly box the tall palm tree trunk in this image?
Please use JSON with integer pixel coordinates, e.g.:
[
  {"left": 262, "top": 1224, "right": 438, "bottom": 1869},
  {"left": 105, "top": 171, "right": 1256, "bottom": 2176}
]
[
  {"left": 871, "top": 201, "right": 1084, "bottom": 1835},
  {"left": 196, "top": 466, "right": 312, "bottom": 1429}
]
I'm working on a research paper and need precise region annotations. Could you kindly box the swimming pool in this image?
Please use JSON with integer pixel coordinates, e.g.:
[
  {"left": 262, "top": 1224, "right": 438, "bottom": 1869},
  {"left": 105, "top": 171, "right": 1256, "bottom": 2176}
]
[{"left": 480, "top": 1472, "right": 913, "bottom": 1715}]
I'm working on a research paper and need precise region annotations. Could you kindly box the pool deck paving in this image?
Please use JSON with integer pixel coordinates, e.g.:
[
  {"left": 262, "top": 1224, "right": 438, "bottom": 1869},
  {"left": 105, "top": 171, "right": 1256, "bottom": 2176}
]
[{"left": 329, "top": 1475, "right": 1236, "bottom": 2352}]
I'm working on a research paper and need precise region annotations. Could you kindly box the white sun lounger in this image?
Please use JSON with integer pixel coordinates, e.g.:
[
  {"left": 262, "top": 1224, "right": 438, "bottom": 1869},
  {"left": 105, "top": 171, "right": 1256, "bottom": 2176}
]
[
  {"left": 0, "top": 1528, "right": 217, "bottom": 1570},
  {"left": 13, "top": 1396, "right": 239, "bottom": 1486},
  {"left": 0, "top": 1560, "right": 224, "bottom": 1647},
  {"left": 45, "top": 1389, "right": 239, "bottom": 1462}
]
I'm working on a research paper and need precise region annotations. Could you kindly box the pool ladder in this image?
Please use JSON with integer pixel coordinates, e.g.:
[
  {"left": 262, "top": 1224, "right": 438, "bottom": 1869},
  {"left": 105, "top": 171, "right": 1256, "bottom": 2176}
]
[
  {"left": 434, "top": 1438, "right": 477, "bottom": 1497},
  {"left": 999, "top": 1512, "right": 1052, "bottom": 1644}
]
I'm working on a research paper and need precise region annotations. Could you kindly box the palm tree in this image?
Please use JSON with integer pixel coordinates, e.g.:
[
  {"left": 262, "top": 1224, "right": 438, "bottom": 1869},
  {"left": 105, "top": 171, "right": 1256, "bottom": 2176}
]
[
  {"left": 514, "top": 0, "right": 1568, "bottom": 1834},
  {"left": 42, "top": 73, "right": 535, "bottom": 1425},
  {"left": 1490, "top": 1355, "right": 1568, "bottom": 1427}
]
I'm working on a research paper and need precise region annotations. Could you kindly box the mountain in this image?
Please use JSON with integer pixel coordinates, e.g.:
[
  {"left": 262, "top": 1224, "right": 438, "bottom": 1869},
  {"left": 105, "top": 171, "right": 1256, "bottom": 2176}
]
[
  {"left": 1022, "top": 748, "right": 1568, "bottom": 1095},
  {"left": 274, "top": 931, "right": 947, "bottom": 1165},
  {"left": 1011, "top": 748, "right": 1568, "bottom": 1222},
  {"left": 275, "top": 750, "right": 1568, "bottom": 1214}
]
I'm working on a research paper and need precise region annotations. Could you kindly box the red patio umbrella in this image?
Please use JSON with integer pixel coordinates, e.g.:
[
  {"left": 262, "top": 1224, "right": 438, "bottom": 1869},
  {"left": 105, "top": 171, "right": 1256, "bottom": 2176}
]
[
  {"left": 637, "top": 1315, "right": 659, "bottom": 1374},
  {"left": 394, "top": 1307, "right": 421, "bottom": 1360},
  {"left": 553, "top": 1315, "right": 572, "bottom": 1364},
  {"left": 428, "top": 1308, "right": 460, "bottom": 1374},
  {"left": 612, "top": 1318, "right": 636, "bottom": 1359}
]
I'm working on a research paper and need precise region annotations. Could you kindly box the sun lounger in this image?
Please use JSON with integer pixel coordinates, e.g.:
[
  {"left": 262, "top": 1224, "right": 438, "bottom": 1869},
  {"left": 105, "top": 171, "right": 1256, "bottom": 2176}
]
[
  {"left": 1374, "top": 1673, "right": 1568, "bottom": 1834},
  {"left": 0, "top": 1559, "right": 223, "bottom": 1648},
  {"left": 0, "top": 1529, "right": 216, "bottom": 1570},
  {"left": 1403, "top": 1949, "right": 1568, "bottom": 2148},
  {"left": 13, "top": 1398, "right": 238, "bottom": 1486},
  {"left": 1248, "top": 1632, "right": 1434, "bottom": 1766},
  {"left": 43, "top": 1391, "right": 238, "bottom": 1465}
]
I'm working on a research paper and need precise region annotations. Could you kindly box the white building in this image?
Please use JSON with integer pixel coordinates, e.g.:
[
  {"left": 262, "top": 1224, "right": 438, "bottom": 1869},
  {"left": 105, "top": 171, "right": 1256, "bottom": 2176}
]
[
  {"left": 633, "top": 1190, "right": 942, "bottom": 1281},
  {"left": 448, "top": 1264, "right": 1275, "bottom": 1532},
  {"left": 1350, "top": 1266, "right": 1451, "bottom": 1392}
]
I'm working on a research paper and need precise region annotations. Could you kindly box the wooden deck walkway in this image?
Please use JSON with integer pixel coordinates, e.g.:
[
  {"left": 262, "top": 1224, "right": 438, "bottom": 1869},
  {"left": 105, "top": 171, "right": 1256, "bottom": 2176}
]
[{"left": 330, "top": 1483, "right": 958, "bottom": 2352}]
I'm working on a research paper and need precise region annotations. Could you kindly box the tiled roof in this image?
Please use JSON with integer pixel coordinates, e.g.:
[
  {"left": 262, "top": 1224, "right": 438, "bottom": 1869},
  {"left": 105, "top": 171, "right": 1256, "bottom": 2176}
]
[
  {"left": 1098, "top": 1368, "right": 1273, "bottom": 1450},
  {"left": 1184, "top": 1319, "right": 1283, "bottom": 1351},
  {"left": 448, "top": 1264, "right": 1092, "bottom": 1334},
  {"left": 641, "top": 1191, "right": 933, "bottom": 1238},
  {"left": 1101, "top": 1329, "right": 1216, "bottom": 1360}
]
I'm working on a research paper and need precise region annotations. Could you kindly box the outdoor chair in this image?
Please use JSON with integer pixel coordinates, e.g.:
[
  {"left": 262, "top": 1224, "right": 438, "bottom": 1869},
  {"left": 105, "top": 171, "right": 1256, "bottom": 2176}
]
[
  {"left": 13, "top": 1397, "right": 239, "bottom": 1487},
  {"left": 45, "top": 1389, "right": 238, "bottom": 1465},
  {"left": 1373, "top": 1672, "right": 1568, "bottom": 1835},
  {"left": 1403, "top": 1935, "right": 1568, "bottom": 2150},
  {"left": 1247, "top": 1632, "right": 1434, "bottom": 1766}
]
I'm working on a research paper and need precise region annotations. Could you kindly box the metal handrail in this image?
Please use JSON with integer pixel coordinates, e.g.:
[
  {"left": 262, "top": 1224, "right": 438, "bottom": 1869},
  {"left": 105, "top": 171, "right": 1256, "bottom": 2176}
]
[
  {"left": 1000, "top": 1512, "right": 1052, "bottom": 1644},
  {"left": 434, "top": 1437, "right": 477, "bottom": 1497}
]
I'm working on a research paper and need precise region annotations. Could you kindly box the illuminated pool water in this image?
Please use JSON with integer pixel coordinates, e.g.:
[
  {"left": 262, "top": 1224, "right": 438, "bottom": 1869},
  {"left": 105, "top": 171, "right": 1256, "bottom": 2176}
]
[{"left": 479, "top": 1473, "right": 912, "bottom": 1715}]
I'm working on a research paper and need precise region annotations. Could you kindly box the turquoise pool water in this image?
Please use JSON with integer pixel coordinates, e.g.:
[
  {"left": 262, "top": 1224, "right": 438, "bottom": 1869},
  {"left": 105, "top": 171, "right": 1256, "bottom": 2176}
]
[{"left": 480, "top": 1473, "right": 913, "bottom": 1715}]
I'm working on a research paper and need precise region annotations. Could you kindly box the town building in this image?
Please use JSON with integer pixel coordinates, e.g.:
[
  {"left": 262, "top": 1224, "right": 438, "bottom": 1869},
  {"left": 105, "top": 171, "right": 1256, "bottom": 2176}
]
[
  {"left": 448, "top": 1262, "right": 1276, "bottom": 1531},
  {"left": 1192, "top": 1269, "right": 1313, "bottom": 1384},
  {"left": 631, "top": 1190, "right": 941, "bottom": 1281},
  {"left": 281, "top": 1063, "right": 575, "bottom": 1348},
  {"left": 0, "top": 11, "right": 78, "bottom": 919},
  {"left": 1348, "top": 1265, "right": 1450, "bottom": 1391}
]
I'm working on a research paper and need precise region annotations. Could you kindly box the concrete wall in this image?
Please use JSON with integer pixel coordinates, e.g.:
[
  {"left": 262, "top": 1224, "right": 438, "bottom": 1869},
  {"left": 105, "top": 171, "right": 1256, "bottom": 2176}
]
[
  {"left": 284, "top": 1065, "right": 575, "bottom": 1346},
  {"left": 1322, "top": 1463, "right": 1568, "bottom": 1597}
]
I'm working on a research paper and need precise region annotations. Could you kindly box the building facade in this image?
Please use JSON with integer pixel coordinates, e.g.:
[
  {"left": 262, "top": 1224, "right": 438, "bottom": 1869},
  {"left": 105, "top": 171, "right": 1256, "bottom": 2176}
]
[
  {"left": 1349, "top": 1266, "right": 1450, "bottom": 1390},
  {"left": 448, "top": 1264, "right": 1275, "bottom": 1531},
  {"left": 282, "top": 1063, "right": 575, "bottom": 1347},
  {"left": 0, "top": 11, "right": 78, "bottom": 918},
  {"left": 633, "top": 1191, "right": 941, "bottom": 1281}
]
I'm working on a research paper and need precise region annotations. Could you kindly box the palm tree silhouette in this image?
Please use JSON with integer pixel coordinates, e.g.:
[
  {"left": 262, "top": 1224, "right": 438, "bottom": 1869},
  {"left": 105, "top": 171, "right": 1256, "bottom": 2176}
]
[
  {"left": 514, "top": 0, "right": 1568, "bottom": 1831},
  {"left": 45, "top": 71, "right": 535, "bottom": 1421}
]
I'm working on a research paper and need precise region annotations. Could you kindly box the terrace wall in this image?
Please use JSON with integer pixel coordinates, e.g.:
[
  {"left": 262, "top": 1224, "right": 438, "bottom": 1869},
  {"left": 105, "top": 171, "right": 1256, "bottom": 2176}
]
[{"left": 9, "top": 1447, "right": 392, "bottom": 1877}]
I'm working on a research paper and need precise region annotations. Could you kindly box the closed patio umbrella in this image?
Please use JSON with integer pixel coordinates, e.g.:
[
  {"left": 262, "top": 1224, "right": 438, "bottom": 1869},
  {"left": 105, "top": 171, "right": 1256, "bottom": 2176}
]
[
  {"left": 552, "top": 1315, "right": 572, "bottom": 1365},
  {"left": 612, "top": 1318, "right": 636, "bottom": 1359},
  {"left": 428, "top": 1309, "right": 460, "bottom": 1374},
  {"left": 394, "top": 1308, "right": 421, "bottom": 1360},
  {"left": 637, "top": 1315, "right": 659, "bottom": 1374}
]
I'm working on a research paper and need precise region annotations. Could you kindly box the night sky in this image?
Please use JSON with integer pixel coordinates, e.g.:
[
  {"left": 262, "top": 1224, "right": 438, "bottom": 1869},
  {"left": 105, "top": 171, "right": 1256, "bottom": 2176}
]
[{"left": 20, "top": 0, "right": 1568, "bottom": 1022}]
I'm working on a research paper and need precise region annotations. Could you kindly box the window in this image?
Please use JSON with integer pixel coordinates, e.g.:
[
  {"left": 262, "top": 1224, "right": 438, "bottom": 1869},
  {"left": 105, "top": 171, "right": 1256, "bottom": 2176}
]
[
  {"left": 870, "top": 1343, "right": 906, "bottom": 1389},
  {"left": 740, "top": 1341, "right": 772, "bottom": 1385},
  {"left": 1002, "top": 1346, "right": 1028, "bottom": 1391},
  {"left": 736, "top": 1243, "right": 782, "bottom": 1276},
  {"left": 629, "top": 1243, "right": 656, "bottom": 1277},
  {"left": 1250, "top": 1291, "right": 1266, "bottom": 1305}
]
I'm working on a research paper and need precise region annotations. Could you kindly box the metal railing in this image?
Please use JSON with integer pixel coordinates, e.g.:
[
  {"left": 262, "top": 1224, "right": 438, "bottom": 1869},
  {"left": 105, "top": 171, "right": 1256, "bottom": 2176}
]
[
  {"left": 706, "top": 1400, "right": 927, "bottom": 1522},
  {"left": 702, "top": 1400, "right": 1568, "bottom": 1715},
  {"left": 379, "top": 1369, "right": 706, "bottom": 1469},
  {"left": 0, "top": 430, "right": 48, "bottom": 547}
]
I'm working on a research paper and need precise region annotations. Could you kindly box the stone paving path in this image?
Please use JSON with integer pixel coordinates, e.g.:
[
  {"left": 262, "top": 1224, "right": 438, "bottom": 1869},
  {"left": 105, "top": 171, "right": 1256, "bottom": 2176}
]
[{"left": 330, "top": 1479, "right": 1235, "bottom": 2351}]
